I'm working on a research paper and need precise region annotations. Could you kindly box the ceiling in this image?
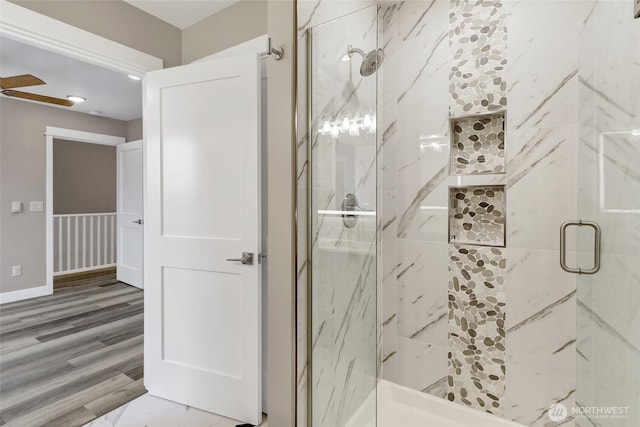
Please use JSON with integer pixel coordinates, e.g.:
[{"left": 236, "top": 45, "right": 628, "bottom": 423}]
[
  {"left": 123, "top": 0, "right": 239, "bottom": 29},
  {"left": 0, "top": 36, "right": 142, "bottom": 121},
  {"left": 0, "top": 2, "right": 242, "bottom": 121}
]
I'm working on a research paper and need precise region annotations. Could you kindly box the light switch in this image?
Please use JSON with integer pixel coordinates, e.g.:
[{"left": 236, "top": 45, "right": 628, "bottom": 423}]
[
  {"left": 12, "top": 265, "right": 22, "bottom": 277},
  {"left": 11, "top": 202, "right": 22, "bottom": 213},
  {"left": 30, "top": 201, "right": 43, "bottom": 212}
]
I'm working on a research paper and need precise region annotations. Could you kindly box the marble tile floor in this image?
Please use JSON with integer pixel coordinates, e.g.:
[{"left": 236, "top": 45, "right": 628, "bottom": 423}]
[{"left": 84, "top": 394, "right": 269, "bottom": 427}]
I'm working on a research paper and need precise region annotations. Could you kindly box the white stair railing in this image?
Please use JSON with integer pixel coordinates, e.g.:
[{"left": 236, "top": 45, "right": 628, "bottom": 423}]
[{"left": 53, "top": 213, "right": 116, "bottom": 276}]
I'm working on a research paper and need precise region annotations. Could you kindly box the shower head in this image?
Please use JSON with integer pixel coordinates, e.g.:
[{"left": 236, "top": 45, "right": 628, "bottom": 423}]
[{"left": 347, "top": 45, "right": 384, "bottom": 77}]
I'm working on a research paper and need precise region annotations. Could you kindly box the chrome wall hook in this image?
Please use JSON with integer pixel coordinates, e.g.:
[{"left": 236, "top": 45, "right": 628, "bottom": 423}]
[{"left": 260, "top": 38, "right": 284, "bottom": 60}]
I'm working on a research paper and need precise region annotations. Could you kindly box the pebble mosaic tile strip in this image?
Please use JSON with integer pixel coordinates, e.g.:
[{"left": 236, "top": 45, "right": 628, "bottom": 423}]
[
  {"left": 450, "top": 113, "right": 505, "bottom": 175},
  {"left": 449, "top": 186, "right": 506, "bottom": 247},
  {"left": 448, "top": 244, "right": 506, "bottom": 416},
  {"left": 449, "top": 0, "right": 508, "bottom": 116}
]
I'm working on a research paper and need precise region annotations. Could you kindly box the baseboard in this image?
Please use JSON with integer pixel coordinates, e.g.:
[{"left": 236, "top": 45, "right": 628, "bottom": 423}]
[
  {"left": 54, "top": 266, "right": 116, "bottom": 290},
  {"left": 53, "top": 264, "right": 116, "bottom": 278},
  {"left": 0, "top": 285, "right": 51, "bottom": 305}
]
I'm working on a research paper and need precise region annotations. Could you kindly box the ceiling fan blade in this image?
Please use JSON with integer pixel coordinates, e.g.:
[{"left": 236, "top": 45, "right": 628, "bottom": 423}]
[
  {"left": 0, "top": 74, "right": 46, "bottom": 89},
  {"left": 2, "top": 90, "right": 74, "bottom": 107}
]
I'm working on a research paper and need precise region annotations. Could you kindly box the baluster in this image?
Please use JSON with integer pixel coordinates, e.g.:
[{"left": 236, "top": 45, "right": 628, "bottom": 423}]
[
  {"left": 57, "top": 217, "right": 62, "bottom": 272},
  {"left": 83, "top": 216, "right": 87, "bottom": 269},
  {"left": 66, "top": 216, "right": 71, "bottom": 272},
  {"left": 110, "top": 214, "right": 115, "bottom": 264},
  {"left": 97, "top": 215, "right": 101, "bottom": 267},
  {"left": 74, "top": 216, "right": 78, "bottom": 270},
  {"left": 90, "top": 216, "right": 94, "bottom": 268}
]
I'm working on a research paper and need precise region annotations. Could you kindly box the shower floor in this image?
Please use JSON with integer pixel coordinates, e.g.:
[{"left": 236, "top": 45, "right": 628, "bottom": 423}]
[{"left": 345, "top": 380, "right": 525, "bottom": 427}]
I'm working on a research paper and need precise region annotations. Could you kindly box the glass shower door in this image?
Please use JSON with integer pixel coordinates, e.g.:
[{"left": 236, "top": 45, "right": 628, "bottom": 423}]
[
  {"left": 576, "top": 2, "right": 640, "bottom": 426},
  {"left": 308, "top": 6, "right": 379, "bottom": 427}
]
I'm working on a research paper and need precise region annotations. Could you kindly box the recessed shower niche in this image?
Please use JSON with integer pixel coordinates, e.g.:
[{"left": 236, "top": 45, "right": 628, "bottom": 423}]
[
  {"left": 450, "top": 112, "right": 506, "bottom": 175},
  {"left": 449, "top": 186, "right": 506, "bottom": 247}
]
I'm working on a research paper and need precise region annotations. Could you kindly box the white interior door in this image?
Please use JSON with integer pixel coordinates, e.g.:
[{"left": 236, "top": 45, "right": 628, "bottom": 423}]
[
  {"left": 144, "top": 54, "right": 262, "bottom": 425},
  {"left": 116, "top": 139, "right": 143, "bottom": 288}
]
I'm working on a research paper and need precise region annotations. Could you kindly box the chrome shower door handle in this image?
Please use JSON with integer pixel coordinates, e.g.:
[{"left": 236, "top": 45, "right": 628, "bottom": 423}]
[
  {"left": 226, "top": 252, "right": 254, "bottom": 265},
  {"left": 560, "top": 220, "right": 601, "bottom": 275}
]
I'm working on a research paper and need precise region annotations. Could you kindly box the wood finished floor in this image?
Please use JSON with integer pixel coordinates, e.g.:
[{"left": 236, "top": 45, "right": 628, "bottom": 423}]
[{"left": 0, "top": 273, "right": 145, "bottom": 427}]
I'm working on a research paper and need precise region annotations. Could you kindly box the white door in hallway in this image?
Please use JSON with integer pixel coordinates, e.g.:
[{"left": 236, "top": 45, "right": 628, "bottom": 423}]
[
  {"left": 116, "top": 139, "right": 144, "bottom": 289},
  {"left": 144, "top": 54, "right": 262, "bottom": 425}
]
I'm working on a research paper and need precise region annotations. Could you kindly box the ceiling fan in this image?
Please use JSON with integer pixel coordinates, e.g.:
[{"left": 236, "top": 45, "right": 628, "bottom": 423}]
[{"left": 0, "top": 74, "right": 74, "bottom": 106}]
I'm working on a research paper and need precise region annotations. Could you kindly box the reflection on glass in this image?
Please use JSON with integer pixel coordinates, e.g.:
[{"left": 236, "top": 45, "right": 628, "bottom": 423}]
[
  {"left": 598, "top": 130, "right": 640, "bottom": 213},
  {"left": 309, "top": 5, "right": 379, "bottom": 427}
]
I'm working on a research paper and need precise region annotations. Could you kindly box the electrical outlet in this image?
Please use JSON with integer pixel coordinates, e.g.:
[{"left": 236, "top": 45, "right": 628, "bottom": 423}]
[
  {"left": 30, "top": 201, "right": 43, "bottom": 212},
  {"left": 11, "top": 265, "right": 22, "bottom": 277}
]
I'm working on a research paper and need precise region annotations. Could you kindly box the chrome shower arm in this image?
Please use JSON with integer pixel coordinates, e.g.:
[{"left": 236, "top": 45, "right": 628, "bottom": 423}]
[{"left": 347, "top": 45, "right": 366, "bottom": 59}]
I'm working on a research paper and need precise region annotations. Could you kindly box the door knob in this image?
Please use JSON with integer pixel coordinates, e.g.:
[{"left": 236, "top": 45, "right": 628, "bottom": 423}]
[
  {"left": 226, "top": 252, "right": 254, "bottom": 265},
  {"left": 132, "top": 219, "right": 143, "bottom": 224}
]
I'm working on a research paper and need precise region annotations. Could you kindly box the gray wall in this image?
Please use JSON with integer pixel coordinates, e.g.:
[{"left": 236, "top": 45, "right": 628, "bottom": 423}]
[
  {"left": 266, "top": 0, "right": 296, "bottom": 425},
  {"left": 0, "top": 98, "right": 126, "bottom": 293},
  {"left": 9, "top": 0, "right": 182, "bottom": 68},
  {"left": 53, "top": 139, "right": 116, "bottom": 215},
  {"left": 181, "top": 1, "right": 267, "bottom": 64},
  {"left": 125, "top": 118, "right": 143, "bottom": 142}
]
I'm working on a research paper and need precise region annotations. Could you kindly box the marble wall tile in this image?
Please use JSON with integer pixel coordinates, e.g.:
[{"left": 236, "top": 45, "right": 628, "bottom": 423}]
[
  {"left": 297, "top": 333, "right": 308, "bottom": 427},
  {"left": 577, "top": 251, "right": 640, "bottom": 421},
  {"left": 448, "top": 245, "right": 507, "bottom": 416},
  {"left": 311, "top": 317, "right": 338, "bottom": 427},
  {"left": 396, "top": 171, "right": 450, "bottom": 242},
  {"left": 578, "top": 129, "right": 640, "bottom": 257},
  {"left": 506, "top": 363, "right": 576, "bottom": 427},
  {"left": 507, "top": 248, "right": 577, "bottom": 328},
  {"left": 393, "top": 244, "right": 449, "bottom": 396},
  {"left": 506, "top": 278, "right": 577, "bottom": 424},
  {"left": 381, "top": 216, "right": 398, "bottom": 291},
  {"left": 396, "top": 240, "right": 448, "bottom": 346},
  {"left": 393, "top": 0, "right": 450, "bottom": 244},
  {"left": 381, "top": 285, "right": 398, "bottom": 382},
  {"left": 298, "top": 0, "right": 375, "bottom": 35},
  {"left": 577, "top": 296, "right": 640, "bottom": 426},
  {"left": 395, "top": 337, "right": 448, "bottom": 396},
  {"left": 449, "top": 0, "right": 508, "bottom": 116},
  {"left": 395, "top": 1, "right": 450, "bottom": 135},
  {"left": 581, "top": 253, "right": 640, "bottom": 349},
  {"left": 507, "top": 289, "right": 576, "bottom": 379},
  {"left": 381, "top": 0, "right": 451, "bottom": 389},
  {"left": 506, "top": 125, "right": 578, "bottom": 251},
  {"left": 505, "top": 0, "right": 580, "bottom": 131},
  {"left": 578, "top": 1, "right": 640, "bottom": 133},
  {"left": 311, "top": 304, "right": 376, "bottom": 427}
]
